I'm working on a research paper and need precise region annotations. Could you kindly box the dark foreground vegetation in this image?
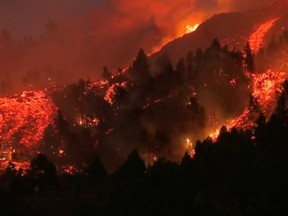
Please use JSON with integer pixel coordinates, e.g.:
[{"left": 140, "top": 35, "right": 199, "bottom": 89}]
[
  {"left": 1, "top": 33, "right": 288, "bottom": 215},
  {"left": 1, "top": 86, "right": 288, "bottom": 216}
]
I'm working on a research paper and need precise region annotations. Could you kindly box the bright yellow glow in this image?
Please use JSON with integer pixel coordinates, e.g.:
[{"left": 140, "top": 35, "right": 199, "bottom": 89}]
[{"left": 185, "top": 24, "right": 199, "bottom": 34}]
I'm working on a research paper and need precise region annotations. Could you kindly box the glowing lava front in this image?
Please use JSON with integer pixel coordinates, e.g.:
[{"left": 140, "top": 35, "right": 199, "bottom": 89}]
[
  {"left": 249, "top": 17, "right": 280, "bottom": 53},
  {"left": 249, "top": 70, "right": 286, "bottom": 117},
  {"left": 207, "top": 69, "right": 287, "bottom": 142},
  {"left": 0, "top": 90, "right": 57, "bottom": 165},
  {"left": 185, "top": 24, "right": 200, "bottom": 34}
]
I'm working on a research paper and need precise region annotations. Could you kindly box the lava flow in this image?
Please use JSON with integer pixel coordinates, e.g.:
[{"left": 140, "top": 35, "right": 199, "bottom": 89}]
[
  {"left": 0, "top": 90, "right": 57, "bottom": 162},
  {"left": 207, "top": 69, "right": 287, "bottom": 142},
  {"left": 249, "top": 17, "right": 280, "bottom": 53},
  {"left": 249, "top": 70, "right": 286, "bottom": 117}
]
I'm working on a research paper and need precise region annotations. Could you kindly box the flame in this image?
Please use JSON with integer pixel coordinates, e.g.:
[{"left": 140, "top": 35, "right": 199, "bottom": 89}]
[
  {"left": 185, "top": 23, "right": 200, "bottom": 34},
  {"left": 249, "top": 17, "right": 280, "bottom": 53},
  {"left": 149, "top": 21, "right": 202, "bottom": 55},
  {"left": 185, "top": 138, "right": 195, "bottom": 157}
]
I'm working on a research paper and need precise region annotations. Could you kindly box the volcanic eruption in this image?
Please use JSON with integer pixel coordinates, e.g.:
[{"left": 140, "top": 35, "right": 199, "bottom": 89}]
[{"left": 0, "top": 0, "right": 288, "bottom": 173}]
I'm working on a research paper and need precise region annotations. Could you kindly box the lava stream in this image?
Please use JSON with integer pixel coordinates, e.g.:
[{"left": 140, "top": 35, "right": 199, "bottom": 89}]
[
  {"left": 0, "top": 90, "right": 57, "bottom": 148},
  {"left": 208, "top": 69, "right": 287, "bottom": 141},
  {"left": 249, "top": 17, "right": 280, "bottom": 53}
]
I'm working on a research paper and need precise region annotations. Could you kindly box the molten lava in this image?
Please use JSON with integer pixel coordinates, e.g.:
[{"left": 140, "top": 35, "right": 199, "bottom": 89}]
[
  {"left": 0, "top": 90, "right": 57, "bottom": 148},
  {"left": 185, "top": 24, "right": 199, "bottom": 34},
  {"left": 249, "top": 17, "right": 280, "bottom": 53},
  {"left": 0, "top": 89, "right": 57, "bottom": 170},
  {"left": 104, "top": 82, "right": 128, "bottom": 105},
  {"left": 249, "top": 70, "right": 286, "bottom": 117}
]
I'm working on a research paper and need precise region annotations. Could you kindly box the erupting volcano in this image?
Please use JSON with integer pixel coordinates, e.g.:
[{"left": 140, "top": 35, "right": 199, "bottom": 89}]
[{"left": 0, "top": 0, "right": 288, "bottom": 173}]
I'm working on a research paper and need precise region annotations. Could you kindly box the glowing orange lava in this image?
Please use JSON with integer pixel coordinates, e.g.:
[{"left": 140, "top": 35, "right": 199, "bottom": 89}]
[
  {"left": 249, "top": 17, "right": 280, "bottom": 53},
  {"left": 0, "top": 90, "right": 57, "bottom": 171},
  {"left": 0, "top": 90, "right": 57, "bottom": 148},
  {"left": 185, "top": 138, "right": 195, "bottom": 157},
  {"left": 249, "top": 70, "right": 286, "bottom": 117},
  {"left": 149, "top": 22, "right": 201, "bottom": 55},
  {"left": 185, "top": 23, "right": 199, "bottom": 34},
  {"left": 207, "top": 69, "right": 287, "bottom": 142},
  {"left": 104, "top": 82, "right": 128, "bottom": 105},
  {"left": 75, "top": 114, "right": 100, "bottom": 128}
]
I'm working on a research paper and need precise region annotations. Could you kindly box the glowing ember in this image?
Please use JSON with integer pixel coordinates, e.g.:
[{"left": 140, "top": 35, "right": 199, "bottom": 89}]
[
  {"left": 142, "top": 93, "right": 176, "bottom": 109},
  {"left": 249, "top": 17, "right": 280, "bottom": 53},
  {"left": 75, "top": 115, "right": 100, "bottom": 128},
  {"left": 229, "top": 78, "right": 237, "bottom": 89},
  {"left": 62, "top": 165, "right": 79, "bottom": 175},
  {"left": 88, "top": 80, "right": 109, "bottom": 91},
  {"left": 104, "top": 82, "right": 128, "bottom": 105}
]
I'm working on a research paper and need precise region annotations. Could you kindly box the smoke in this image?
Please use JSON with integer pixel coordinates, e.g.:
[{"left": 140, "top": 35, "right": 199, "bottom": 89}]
[
  {"left": 0, "top": 0, "right": 269, "bottom": 95},
  {"left": 216, "top": 0, "right": 266, "bottom": 11}
]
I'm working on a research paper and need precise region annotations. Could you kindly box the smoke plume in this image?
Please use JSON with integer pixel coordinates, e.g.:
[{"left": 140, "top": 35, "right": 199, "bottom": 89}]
[{"left": 0, "top": 0, "right": 268, "bottom": 94}]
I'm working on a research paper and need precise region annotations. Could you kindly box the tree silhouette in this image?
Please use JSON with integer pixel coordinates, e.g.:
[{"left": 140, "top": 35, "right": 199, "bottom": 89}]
[
  {"left": 130, "top": 49, "right": 151, "bottom": 81},
  {"left": 244, "top": 42, "right": 255, "bottom": 72},
  {"left": 28, "top": 154, "right": 57, "bottom": 191}
]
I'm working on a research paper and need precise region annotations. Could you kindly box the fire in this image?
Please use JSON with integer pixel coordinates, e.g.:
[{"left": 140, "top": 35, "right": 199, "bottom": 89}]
[
  {"left": 185, "top": 24, "right": 199, "bottom": 34},
  {"left": 148, "top": 21, "right": 201, "bottom": 55},
  {"left": 249, "top": 17, "right": 280, "bottom": 53},
  {"left": 186, "top": 138, "right": 195, "bottom": 157}
]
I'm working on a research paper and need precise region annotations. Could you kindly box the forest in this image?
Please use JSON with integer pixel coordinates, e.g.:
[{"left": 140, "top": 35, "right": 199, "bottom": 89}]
[{"left": 1, "top": 30, "right": 288, "bottom": 215}]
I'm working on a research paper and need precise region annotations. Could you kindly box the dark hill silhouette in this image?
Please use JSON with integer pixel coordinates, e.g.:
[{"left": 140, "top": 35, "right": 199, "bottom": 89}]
[{"left": 149, "top": 2, "right": 288, "bottom": 68}]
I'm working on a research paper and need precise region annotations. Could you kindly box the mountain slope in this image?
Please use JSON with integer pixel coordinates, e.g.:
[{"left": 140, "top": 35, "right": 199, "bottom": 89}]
[{"left": 149, "top": 3, "right": 288, "bottom": 67}]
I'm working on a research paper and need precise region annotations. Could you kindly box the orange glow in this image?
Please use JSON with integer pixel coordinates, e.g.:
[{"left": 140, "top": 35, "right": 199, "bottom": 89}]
[
  {"left": 62, "top": 165, "right": 79, "bottom": 175},
  {"left": 149, "top": 20, "right": 202, "bottom": 55},
  {"left": 186, "top": 138, "right": 195, "bottom": 157},
  {"left": 249, "top": 70, "right": 286, "bottom": 117},
  {"left": 0, "top": 89, "right": 57, "bottom": 172},
  {"left": 249, "top": 17, "right": 280, "bottom": 53},
  {"left": 104, "top": 82, "right": 128, "bottom": 105},
  {"left": 185, "top": 23, "right": 200, "bottom": 34},
  {"left": 75, "top": 115, "right": 100, "bottom": 128},
  {"left": 0, "top": 90, "right": 57, "bottom": 148},
  {"left": 207, "top": 69, "right": 286, "bottom": 141}
]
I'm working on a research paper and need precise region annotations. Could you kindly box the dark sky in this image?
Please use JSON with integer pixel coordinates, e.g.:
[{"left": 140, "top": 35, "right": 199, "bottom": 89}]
[
  {"left": 0, "top": 0, "right": 269, "bottom": 93},
  {"left": 0, "top": 0, "right": 103, "bottom": 36},
  {"left": 0, "top": 0, "right": 266, "bottom": 37}
]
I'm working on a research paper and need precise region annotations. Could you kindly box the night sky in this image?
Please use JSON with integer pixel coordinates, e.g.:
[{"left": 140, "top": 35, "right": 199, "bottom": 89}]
[{"left": 0, "top": 0, "right": 266, "bottom": 37}]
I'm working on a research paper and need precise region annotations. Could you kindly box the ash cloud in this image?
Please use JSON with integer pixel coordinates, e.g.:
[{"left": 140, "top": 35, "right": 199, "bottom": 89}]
[{"left": 0, "top": 0, "right": 268, "bottom": 95}]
